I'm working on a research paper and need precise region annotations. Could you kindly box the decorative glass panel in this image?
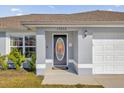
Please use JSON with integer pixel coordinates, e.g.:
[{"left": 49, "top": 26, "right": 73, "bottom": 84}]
[
  {"left": 55, "top": 38, "right": 65, "bottom": 61},
  {"left": 25, "top": 36, "right": 36, "bottom": 46},
  {"left": 25, "top": 47, "right": 36, "bottom": 58}
]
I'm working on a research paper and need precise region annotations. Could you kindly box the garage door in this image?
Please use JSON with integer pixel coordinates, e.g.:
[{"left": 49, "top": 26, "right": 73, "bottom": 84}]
[{"left": 93, "top": 34, "right": 124, "bottom": 74}]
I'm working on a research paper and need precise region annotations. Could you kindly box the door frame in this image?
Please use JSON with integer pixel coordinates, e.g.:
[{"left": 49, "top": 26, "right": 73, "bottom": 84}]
[{"left": 52, "top": 33, "right": 68, "bottom": 67}]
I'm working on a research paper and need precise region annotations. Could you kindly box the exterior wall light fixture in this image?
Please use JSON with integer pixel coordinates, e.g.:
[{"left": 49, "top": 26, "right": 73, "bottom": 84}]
[{"left": 82, "top": 30, "right": 88, "bottom": 38}]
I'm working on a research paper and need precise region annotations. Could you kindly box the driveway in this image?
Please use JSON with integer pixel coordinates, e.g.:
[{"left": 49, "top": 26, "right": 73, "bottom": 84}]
[{"left": 94, "top": 75, "right": 124, "bottom": 88}]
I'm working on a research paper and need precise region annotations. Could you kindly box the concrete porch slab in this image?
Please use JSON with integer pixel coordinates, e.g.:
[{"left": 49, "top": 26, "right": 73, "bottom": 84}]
[
  {"left": 42, "top": 68, "right": 99, "bottom": 85},
  {"left": 42, "top": 62, "right": 100, "bottom": 85},
  {"left": 42, "top": 74, "right": 99, "bottom": 85}
]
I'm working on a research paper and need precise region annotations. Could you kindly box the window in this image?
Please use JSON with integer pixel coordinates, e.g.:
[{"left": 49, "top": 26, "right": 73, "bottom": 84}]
[
  {"left": 25, "top": 36, "right": 36, "bottom": 58},
  {"left": 25, "top": 36, "right": 36, "bottom": 46},
  {"left": 10, "top": 35, "right": 36, "bottom": 58},
  {"left": 10, "top": 37, "right": 23, "bottom": 54},
  {"left": 25, "top": 47, "right": 36, "bottom": 58}
]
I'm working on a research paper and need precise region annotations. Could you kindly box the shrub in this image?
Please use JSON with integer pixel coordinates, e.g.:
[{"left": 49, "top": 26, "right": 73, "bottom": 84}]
[
  {"left": 28, "top": 53, "right": 36, "bottom": 72},
  {"left": 7, "top": 48, "right": 25, "bottom": 70},
  {"left": 0, "top": 54, "right": 8, "bottom": 70}
]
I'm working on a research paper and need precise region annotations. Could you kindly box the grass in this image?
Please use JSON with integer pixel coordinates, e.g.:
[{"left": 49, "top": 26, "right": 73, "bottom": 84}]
[
  {"left": 0, "top": 70, "right": 43, "bottom": 88},
  {"left": 0, "top": 70, "right": 104, "bottom": 88},
  {"left": 41, "top": 84, "right": 103, "bottom": 88}
]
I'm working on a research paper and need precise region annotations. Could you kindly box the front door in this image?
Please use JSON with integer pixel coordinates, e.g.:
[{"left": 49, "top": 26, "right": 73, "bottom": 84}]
[{"left": 53, "top": 34, "right": 67, "bottom": 67}]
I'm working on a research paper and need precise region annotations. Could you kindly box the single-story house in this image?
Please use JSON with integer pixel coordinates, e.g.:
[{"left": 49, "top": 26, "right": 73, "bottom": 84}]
[{"left": 1, "top": 10, "right": 124, "bottom": 75}]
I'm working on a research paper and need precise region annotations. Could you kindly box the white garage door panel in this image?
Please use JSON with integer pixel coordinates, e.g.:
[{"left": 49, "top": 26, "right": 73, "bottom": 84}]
[
  {"left": 93, "top": 37, "right": 124, "bottom": 74},
  {"left": 104, "top": 46, "right": 114, "bottom": 50},
  {"left": 93, "top": 65, "right": 104, "bottom": 74},
  {"left": 115, "top": 56, "right": 124, "bottom": 61}
]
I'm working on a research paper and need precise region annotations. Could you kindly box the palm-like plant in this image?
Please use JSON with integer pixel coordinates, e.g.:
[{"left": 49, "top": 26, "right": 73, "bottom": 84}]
[
  {"left": 7, "top": 49, "right": 25, "bottom": 70},
  {"left": 0, "top": 53, "right": 8, "bottom": 70},
  {"left": 28, "top": 53, "right": 36, "bottom": 72}
]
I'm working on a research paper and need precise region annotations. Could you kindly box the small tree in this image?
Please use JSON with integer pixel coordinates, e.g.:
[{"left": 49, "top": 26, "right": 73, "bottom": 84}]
[
  {"left": 28, "top": 53, "right": 36, "bottom": 72},
  {"left": 7, "top": 48, "right": 25, "bottom": 70},
  {"left": 0, "top": 53, "right": 8, "bottom": 70}
]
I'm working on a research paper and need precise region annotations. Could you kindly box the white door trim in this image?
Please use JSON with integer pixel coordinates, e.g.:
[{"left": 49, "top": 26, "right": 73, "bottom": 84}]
[{"left": 52, "top": 33, "right": 68, "bottom": 67}]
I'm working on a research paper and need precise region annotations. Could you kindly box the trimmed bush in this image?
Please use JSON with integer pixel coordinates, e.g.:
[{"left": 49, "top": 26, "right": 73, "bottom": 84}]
[
  {"left": 28, "top": 53, "right": 36, "bottom": 72},
  {"left": 7, "top": 48, "right": 25, "bottom": 70},
  {"left": 0, "top": 54, "right": 8, "bottom": 70}
]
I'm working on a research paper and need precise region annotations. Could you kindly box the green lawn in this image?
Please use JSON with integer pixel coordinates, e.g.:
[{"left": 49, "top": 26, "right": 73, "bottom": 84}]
[{"left": 0, "top": 70, "right": 103, "bottom": 88}]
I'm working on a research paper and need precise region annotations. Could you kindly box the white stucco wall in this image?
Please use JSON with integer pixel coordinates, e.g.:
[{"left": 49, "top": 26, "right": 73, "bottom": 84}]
[
  {"left": 78, "top": 31, "right": 92, "bottom": 64},
  {"left": 77, "top": 30, "right": 93, "bottom": 74}
]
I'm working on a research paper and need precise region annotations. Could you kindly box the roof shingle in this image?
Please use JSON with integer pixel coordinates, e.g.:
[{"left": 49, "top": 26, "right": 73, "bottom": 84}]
[{"left": 1, "top": 10, "right": 124, "bottom": 30}]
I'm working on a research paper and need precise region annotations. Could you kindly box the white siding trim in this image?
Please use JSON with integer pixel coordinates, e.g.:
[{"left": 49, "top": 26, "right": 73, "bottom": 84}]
[
  {"left": 78, "top": 64, "right": 93, "bottom": 68},
  {"left": 46, "top": 59, "right": 53, "bottom": 63},
  {"left": 36, "top": 64, "right": 46, "bottom": 69}
]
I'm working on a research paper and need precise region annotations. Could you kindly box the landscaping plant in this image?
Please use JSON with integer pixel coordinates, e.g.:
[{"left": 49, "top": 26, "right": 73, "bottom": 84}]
[
  {"left": 7, "top": 48, "right": 25, "bottom": 70},
  {"left": 28, "top": 53, "right": 36, "bottom": 72},
  {"left": 0, "top": 54, "right": 8, "bottom": 70}
]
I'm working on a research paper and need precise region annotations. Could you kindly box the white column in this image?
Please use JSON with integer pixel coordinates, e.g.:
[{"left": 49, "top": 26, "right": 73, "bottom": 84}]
[
  {"left": 0, "top": 32, "right": 7, "bottom": 55},
  {"left": 36, "top": 28, "right": 46, "bottom": 75}
]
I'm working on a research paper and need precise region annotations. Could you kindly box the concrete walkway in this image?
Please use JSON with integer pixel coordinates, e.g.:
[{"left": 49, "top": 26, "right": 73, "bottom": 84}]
[
  {"left": 42, "top": 73, "right": 99, "bottom": 85},
  {"left": 42, "top": 63, "right": 124, "bottom": 87},
  {"left": 42, "top": 63, "right": 99, "bottom": 85}
]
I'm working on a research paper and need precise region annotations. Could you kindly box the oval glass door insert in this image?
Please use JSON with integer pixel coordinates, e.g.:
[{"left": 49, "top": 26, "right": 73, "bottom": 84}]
[{"left": 55, "top": 37, "right": 65, "bottom": 61}]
